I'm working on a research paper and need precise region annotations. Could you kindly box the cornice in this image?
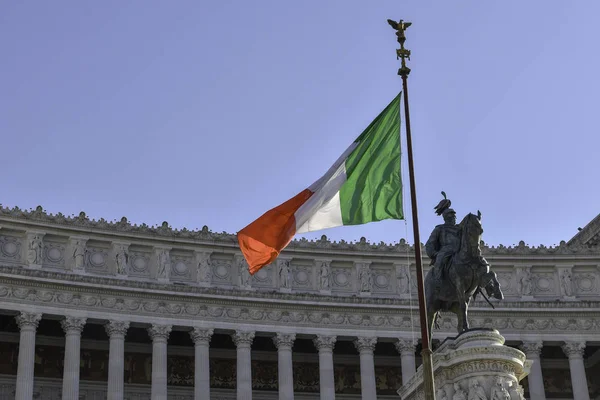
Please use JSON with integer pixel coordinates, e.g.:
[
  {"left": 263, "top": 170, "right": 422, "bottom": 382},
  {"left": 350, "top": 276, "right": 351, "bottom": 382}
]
[{"left": 1, "top": 206, "right": 598, "bottom": 257}]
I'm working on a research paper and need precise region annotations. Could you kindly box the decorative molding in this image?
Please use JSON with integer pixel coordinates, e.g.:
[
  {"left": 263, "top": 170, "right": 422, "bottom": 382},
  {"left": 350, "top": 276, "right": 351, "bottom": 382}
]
[
  {"left": 15, "top": 312, "right": 42, "bottom": 330},
  {"left": 61, "top": 316, "right": 86, "bottom": 334},
  {"left": 232, "top": 330, "right": 255, "bottom": 347},
  {"left": 395, "top": 338, "right": 416, "bottom": 355},
  {"left": 519, "top": 341, "right": 542, "bottom": 357},
  {"left": 148, "top": 324, "right": 172, "bottom": 341},
  {"left": 313, "top": 335, "right": 336, "bottom": 351},
  {"left": 561, "top": 341, "right": 585, "bottom": 358},
  {"left": 190, "top": 327, "right": 213, "bottom": 345},
  {"left": 354, "top": 336, "right": 377, "bottom": 353},
  {"left": 1, "top": 205, "right": 597, "bottom": 255},
  {"left": 104, "top": 320, "right": 129, "bottom": 337},
  {"left": 273, "top": 333, "right": 296, "bottom": 349}
]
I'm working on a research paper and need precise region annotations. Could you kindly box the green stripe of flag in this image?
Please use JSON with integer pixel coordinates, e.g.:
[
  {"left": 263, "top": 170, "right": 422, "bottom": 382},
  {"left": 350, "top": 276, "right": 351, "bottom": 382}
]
[{"left": 339, "top": 92, "right": 403, "bottom": 225}]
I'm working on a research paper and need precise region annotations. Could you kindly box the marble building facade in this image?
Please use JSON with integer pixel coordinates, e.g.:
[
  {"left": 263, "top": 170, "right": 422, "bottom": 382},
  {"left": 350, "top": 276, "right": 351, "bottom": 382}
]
[{"left": 0, "top": 205, "right": 599, "bottom": 400}]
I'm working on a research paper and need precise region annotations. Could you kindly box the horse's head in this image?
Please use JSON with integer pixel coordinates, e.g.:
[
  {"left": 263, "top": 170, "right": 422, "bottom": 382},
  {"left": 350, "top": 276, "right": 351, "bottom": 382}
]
[
  {"left": 482, "top": 271, "right": 504, "bottom": 300},
  {"left": 462, "top": 211, "right": 483, "bottom": 233}
]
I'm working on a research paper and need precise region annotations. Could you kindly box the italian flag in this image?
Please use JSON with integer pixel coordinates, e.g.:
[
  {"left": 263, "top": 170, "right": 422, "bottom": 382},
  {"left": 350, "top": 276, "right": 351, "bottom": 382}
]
[{"left": 238, "top": 93, "right": 404, "bottom": 274}]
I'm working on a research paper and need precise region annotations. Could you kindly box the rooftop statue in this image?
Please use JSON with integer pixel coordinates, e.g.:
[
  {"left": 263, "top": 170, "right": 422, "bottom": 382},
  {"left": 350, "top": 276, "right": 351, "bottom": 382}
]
[{"left": 424, "top": 192, "right": 504, "bottom": 342}]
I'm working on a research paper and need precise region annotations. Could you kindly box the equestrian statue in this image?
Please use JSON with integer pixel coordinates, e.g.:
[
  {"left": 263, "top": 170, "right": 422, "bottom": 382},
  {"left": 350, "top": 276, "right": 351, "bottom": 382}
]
[{"left": 424, "top": 192, "right": 504, "bottom": 343}]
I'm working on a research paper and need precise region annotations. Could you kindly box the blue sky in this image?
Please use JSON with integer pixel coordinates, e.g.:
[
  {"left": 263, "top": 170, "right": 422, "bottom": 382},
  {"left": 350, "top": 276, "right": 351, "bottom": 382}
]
[{"left": 1, "top": 1, "right": 598, "bottom": 247}]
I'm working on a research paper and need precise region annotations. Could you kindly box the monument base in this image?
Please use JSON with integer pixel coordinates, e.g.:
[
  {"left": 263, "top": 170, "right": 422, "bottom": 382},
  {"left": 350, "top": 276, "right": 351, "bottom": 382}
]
[{"left": 398, "top": 329, "right": 531, "bottom": 400}]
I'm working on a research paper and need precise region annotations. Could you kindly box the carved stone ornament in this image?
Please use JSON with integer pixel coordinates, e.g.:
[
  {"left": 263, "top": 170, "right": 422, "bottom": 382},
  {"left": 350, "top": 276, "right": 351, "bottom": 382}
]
[
  {"left": 490, "top": 376, "right": 511, "bottom": 400},
  {"left": 354, "top": 336, "right": 377, "bottom": 352},
  {"left": 519, "top": 341, "right": 542, "bottom": 357},
  {"left": 318, "top": 260, "right": 331, "bottom": 290},
  {"left": 195, "top": 251, "right": 212, "bottom": 283},
  {"left": 467, "top": 378, "right": 488, "bottom": 400},
  {"left": 395, "top": 338, "right": 416, "bottom": 355},
  {"left": 26, "top": 232, "right": 44, "bottom": 265},
  {"left": 71, "top": 239, "right": 87, "bottom": 271},
  {"left": 278, "top": 259, "right": 291, "bottom": 289},
  {"left": 147, "top": 324, "right": 172, "bottom": 341},
  {"left": 452, "top": 382, "right": 467, "bottom": 400},
  {"left": 232, "top": 330, "right": 255, "bottom": 347},
  {"left": 104, "top": 320, "right": 130, "bottom": 337},
  {"left": 156, "top": 249, "right": 171, "bottom": 280},
  {"left": 113, "top": 244, "right": 129, "bottom": 276},
  {"left": 561, "top": 341, "right": 585, "bottom": 358},
  {"left": 236, "top": 256, "right": 251, "bottom": 289},
  {"left": 15, "top": 312, "right": 42, "bottom": 330},
  {"left": 61, "top": 317, "right": 87, "bottom": 334},
  {"left": 313, "top": 335, "right": 336, "bottom": 351},
  {"left": 273, "top": 333, "right": 296, "bottom": 349},
  {"left": 1, "top": 203, "right": 598, "bottom": 255},
  {"left": 189, "top": 327, "right": 213, "bottom": 344}
]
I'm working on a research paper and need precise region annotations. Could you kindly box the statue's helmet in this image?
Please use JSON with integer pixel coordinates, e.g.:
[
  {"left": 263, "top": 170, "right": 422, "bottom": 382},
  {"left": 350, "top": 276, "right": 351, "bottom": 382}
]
[{"left": 442, "top": 208, "right": 456, "bottom": 221}]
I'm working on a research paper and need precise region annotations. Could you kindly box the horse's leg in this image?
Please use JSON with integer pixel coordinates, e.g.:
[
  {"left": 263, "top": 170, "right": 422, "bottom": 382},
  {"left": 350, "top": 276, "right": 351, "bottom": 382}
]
[
  {"left": 450, "top": 303, "right": 462, "bottom": 334},
  {"left": 462, "top": 301, "right": 470, "bottom": 331}
]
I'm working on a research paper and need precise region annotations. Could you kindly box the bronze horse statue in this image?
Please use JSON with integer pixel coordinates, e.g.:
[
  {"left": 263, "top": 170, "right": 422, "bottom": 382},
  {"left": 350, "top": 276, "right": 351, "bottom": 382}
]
[{"left": 424, "top": 211, "right": 504, "bottom": 342}]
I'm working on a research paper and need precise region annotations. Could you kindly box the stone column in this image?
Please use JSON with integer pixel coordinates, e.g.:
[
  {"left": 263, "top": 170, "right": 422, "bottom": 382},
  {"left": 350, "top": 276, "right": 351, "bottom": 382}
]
[
  {"left": 273, "top": 333, "right": 296, "bottom": 400},
  {"left": 105, "top": 321, "right": 130, "bottom": 400},
  {"left": 61, "top": 317, "right": 86, "bottom": 400},
  {"left": 190, "top": 328, "right": 213, "bottom": 400},
  {"left": 562, "top": 341, "right": 590, "bottom": 400},
  {"left": 395, "top": 338, "right": 417, "bottom": 384},
  {"left": 313, "top": 335, "right": 336, "bottom": 400},
  {"left": 148, "top": 324, "right": 172, "bottom": 400},
  {"left": 15, "top": 312, "right": 42, "bottom": 400},
  {"left": 354, "top": 337, "right": 377, "bottom": 400},
  {"left": 520, "top": 341, "right": 545, "bottom": 400},
  {"left": 233, "top": 330, "right": 255, "bottom": 400}
]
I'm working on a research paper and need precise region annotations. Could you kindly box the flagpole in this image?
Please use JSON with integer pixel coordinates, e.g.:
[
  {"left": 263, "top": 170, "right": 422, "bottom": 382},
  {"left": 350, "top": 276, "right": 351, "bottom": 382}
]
[{"left": 388, "top": 19, "right": 436, "bottom": 399}]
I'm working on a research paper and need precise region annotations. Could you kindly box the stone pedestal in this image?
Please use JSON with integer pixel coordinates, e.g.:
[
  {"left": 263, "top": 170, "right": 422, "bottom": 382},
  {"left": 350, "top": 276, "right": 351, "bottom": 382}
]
[{"left": 398, "top": 329, "right": 531, "bottom": 400}]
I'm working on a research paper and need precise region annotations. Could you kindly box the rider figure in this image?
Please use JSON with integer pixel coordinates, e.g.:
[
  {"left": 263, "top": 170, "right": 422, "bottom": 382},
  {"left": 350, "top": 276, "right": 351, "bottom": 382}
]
[{"left": 425, "top": 207, "right": 461, "bottom": 289}]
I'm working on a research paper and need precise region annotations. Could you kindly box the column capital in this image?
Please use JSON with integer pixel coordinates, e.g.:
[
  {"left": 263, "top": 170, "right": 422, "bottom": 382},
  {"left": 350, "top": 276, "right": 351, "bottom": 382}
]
[
  {"left": 190, "top": 327, "right": 213, "bottom": 345},
  {"left": 232, "top": 330, "right": 255, "bottom": 348},
  {"left": 562, "top": 341, "right": 585, "bottom": 358},
  {"left": 105, "top": 320, "right": 130, "bottom": 338},
  {"left": 15, "top": 312, "right": 42, "bottom": 330},
  {"left": 395, "top": 338, "right": 417, "bottom": 355},
  {"left": 520, "top": 341, "right": 543, "bottom": 357},
  {"left": 273, "top": 333, "right": 296, "bottom": 350},
  {"left": 61, "top": 317, "right": 86, "bottom": 334},
  {"left": 354, "top": 336, "right": 377, "bottom": 353},
  {"left": 313, "top": 335, "right": 336, "bottom": 351},
  {"left": 148, "top": 324, "right": 172, "bottom": 341}
]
